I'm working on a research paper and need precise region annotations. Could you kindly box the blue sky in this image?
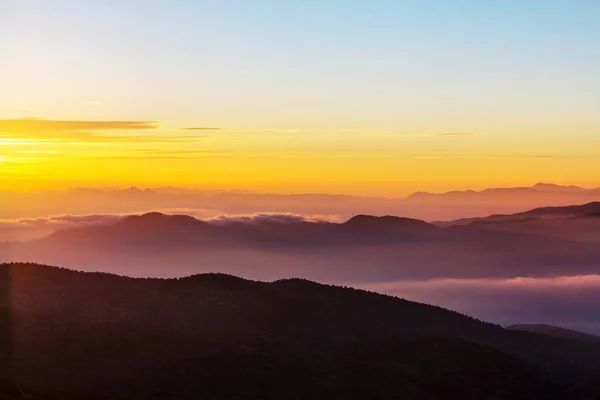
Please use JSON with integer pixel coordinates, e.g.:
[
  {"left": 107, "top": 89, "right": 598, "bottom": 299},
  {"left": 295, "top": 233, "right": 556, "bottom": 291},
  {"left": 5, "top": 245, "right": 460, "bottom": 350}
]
[
  {"left": 2, "top": 0, "right": 598, "bottom": 126},
  {"left": 1, "top": 1, "right": 599, "bottom": 193}
]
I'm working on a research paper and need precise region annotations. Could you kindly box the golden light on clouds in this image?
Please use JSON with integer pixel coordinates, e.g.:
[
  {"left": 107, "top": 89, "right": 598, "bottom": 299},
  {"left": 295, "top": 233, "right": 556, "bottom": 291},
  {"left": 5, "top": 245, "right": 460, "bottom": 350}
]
[{"left": 0, "top": 117, "right": 598, "bottom": 196}]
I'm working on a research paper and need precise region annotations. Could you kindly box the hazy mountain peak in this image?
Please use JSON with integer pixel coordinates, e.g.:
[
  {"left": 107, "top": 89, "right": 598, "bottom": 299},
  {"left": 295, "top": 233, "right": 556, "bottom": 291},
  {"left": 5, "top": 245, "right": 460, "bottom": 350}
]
[
  {"left": 437, "top": 200, "right": 600, "bottom": 227},
  {"left": 119, "top": 212, "right": 204, "bottom": 226},
  {"left": 344, "top": 214, "right": 435, "bottom": 231},
  {"left": 532, "top": 183, "right": 584, "bottom": 192}
]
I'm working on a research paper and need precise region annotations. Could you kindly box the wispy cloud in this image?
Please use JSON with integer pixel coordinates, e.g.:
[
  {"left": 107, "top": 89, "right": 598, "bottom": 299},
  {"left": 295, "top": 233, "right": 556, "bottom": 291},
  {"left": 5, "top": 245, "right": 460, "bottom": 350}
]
[
  {"left": 0, "top": 118, "right": 159, "bottom": 133},
  {"left": 0, "top": 118, "right": 206, "bottom": 144},
  {"left": 243, "top": 151, "right": 393, "bottom": 160},
  {"left": 179, "top": 127, "right": 359, "bottom": 133},
  {"left": 412, "top": 155, "right": 561, "bottom": 159},
  {"left": 0, "top": 213, "right": 126, "bottom": 241},
  {"left": 205, "top": 212, "right": 341, "bottom": 225},
  {"left": 0, "top": 210, "right": 341, "bottom": 242},
  {"left": 86, "top": 149, "right": 235, "bottom": 160},
  {"left": 431, "top": 132, "right": 476, "bottom": 137},
  {"left": 180, "top": 127, "right": 226, "bottom": 131},
  {"left": 362, "top": 132, "right": 477, "bottom": 139}
]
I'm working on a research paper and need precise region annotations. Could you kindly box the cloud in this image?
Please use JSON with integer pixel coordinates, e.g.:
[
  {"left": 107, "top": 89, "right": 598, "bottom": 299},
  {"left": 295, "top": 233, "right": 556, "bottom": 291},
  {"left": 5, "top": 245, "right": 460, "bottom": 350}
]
[
  {"left": 364, "top": 132, "right": 477, "bottom": 139},
  {"left": 0, "top": 213, "right": 127, "bottom": 242},
  {"left": 84, "top": 149, "right": 234, "bottom": 160},
  {"left": 362, "top": 275, "right": 600, "bottom": 334},
  {"left": 0, "top": 214, "right": 125, "bottom": 230},
  {"left": 412, "top": 155, "right": 560, "bottom": 159},
  {"left": 431, "top": 132, "right": 476, "bottom": 137},
  {"left": 204, "top": 212, "right": 341, "bottom": 225},
  {"left": 179, "top": 127, "right": 359, "bottom": 133},
  {"left": 242, "top": 151, "right": 393, "bottom": 160},
  {"left": 0, "top": 118, "right": 206, "bottom": 144},
  {"left": 0, "top": 210, "right": 205, "bottom": 242},
  {"left": 0, "top": 118, "right": 159, "bottom": 133},
  {"left": 180, "top": 127, "right": 226, "bottom": 131},
  {"left": 0, "top": 210, "right": 341, "bottom": 241}
]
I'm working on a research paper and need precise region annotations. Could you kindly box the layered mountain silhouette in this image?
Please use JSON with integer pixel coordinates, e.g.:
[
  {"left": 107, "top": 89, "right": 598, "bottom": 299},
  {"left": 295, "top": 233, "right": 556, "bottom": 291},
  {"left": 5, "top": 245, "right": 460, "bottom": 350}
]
[
  {"left": 409, "top": 183, "right": 600, "bottom": 201},
  {"left": 436, "top": 201, "right": 600, "bottom": 227},
  {"left": 31, "top": 212, "right": 442, "bottom": 249},
  {"left": 20, "top": 200, "right": 600, "bottom": 249},
  {"left": 1, "top": 263, "right": 600, "bottom": 399},
  {"left": 2, "top": 202, "right": 600, "bottom": 284},
  {"left": 3, "top": 183, "right": 600, "bottom": 222},
  {"left": 28, "top": 200, "right": 600, "bottom": 249}
]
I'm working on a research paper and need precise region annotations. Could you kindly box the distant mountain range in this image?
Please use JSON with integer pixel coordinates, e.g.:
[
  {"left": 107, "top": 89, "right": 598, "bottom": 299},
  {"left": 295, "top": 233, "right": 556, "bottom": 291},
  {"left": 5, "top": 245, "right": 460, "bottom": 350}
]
[
  {"left": 436, "top": 201, "right": 600, "bottom": 227},
  {"left": 2, "top": 183, "right": 600, "bottom": 222},
  {"left": 37, "top": 212, "right": 441, "bottom": 248},
  {"left": 1, "top": 263, "right": 599, "bottom": 399},
  {"left": 12, "top": 200, "right": 600, "bottom": 247},
  {"left": 3, "top": 200, "right": 600, "bottom": 283},
  {"left": 2, "top": 201, "right": 600, "bottom": 339},
  {"left": 408, "top": 183, "right": 600, "bottom": 200}
]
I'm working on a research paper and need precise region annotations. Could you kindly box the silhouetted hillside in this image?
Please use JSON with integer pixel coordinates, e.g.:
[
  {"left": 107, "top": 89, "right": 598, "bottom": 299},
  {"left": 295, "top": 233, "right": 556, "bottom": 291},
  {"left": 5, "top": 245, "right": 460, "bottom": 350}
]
[
  {"left": 3, "top": 208, "right": 600, "bottom": 290},
  {"left": 28, "top": 212, "right": 441, "bottom": 250},
  {"left": 342, "top": 215, "right": 439, "bottom": 238},
  {"left": 1, "top": 263, "right": 600, "bottom": 399},
  {"left": 438, "top": 201, "right": 600, "bottom": 227},
  {"left": 344, "top": 215, "right": 436, "bottom": 231}
]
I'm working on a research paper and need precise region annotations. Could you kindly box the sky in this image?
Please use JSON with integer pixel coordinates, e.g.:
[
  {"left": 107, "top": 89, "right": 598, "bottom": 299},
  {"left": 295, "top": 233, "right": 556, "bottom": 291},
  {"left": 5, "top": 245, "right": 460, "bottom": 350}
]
[{"left": 1, "top": 0, "right": 599, "bottom": 196}]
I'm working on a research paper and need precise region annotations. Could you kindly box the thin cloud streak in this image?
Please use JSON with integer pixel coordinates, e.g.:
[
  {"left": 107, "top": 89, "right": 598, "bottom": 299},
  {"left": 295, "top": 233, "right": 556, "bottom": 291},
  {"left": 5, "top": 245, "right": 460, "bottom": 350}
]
[
  {"left": 205, "top": 212, "right": 341, "bottom": 225},
  {"left": 85, "top": 149, "right": 235, "bottom": 160},
  {"left": 362, "top": 132, "right": 477, "bottom": 139},
  {"left": 0, "top": 118, "right": 160, "bottom": 133},
  {"left": 412, "top": 155, "right": 561, "bottom": 159},
  {"left": 180, "top": 127, "right": 359, "bottom": 133},
  {"left": 0, "top": 118, "right": 208, "bottom": 144},
  {"left": 180, "top": 127, "right": 225, "bottom": 131}
]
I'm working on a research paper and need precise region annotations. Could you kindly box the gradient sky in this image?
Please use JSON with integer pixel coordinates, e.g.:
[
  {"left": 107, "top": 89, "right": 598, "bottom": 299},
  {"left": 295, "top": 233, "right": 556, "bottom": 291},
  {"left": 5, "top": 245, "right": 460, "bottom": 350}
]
[{"left": 1, "top": 0, "right": 599, "bottom": 195}]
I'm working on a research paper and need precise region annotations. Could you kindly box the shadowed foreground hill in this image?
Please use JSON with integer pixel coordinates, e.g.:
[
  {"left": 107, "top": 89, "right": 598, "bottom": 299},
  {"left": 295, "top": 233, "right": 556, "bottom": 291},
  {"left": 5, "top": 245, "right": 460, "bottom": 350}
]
[{"left": 1, "top": 263, "right": 600, "bottom": 399}]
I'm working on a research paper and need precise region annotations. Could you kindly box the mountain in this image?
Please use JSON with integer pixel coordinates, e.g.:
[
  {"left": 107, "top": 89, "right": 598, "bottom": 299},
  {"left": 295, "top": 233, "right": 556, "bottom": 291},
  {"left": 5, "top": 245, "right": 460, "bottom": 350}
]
[
  {"left": 530, "top": 183, "right": 587, "bottom": 192},
  {"left": 343, "top": 214, "right": 437, "bottom": 233},
  {"left": 33, "top": 213, "right": 441, "bottom": 249},
  {"left": 1, "top": 263, "right": 600, "bottom": 399},
  {"left": 408, "top": 183, "right": 597, "bottom": 201},
  {"left": 3, "top": 183, "right": 600, "bottom": 223},
  {"left": 43, "top": 212, "right": 220, "bottom": 247},
  {"left": 508, "top": 324, "right": 600, "bottom": 343},
  {"left": 436, "top": 201, "right": 600, "bottom": 227},
  {"left": 4, "top": 207, "right": 600, "bottom": 285}
]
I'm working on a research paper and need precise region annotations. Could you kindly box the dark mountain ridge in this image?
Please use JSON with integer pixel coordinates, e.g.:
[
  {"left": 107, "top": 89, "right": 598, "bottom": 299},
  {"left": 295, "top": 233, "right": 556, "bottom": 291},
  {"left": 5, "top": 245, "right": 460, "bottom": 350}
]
[
  {"left": 1, "top": 263, "right": 600, "bottom": 399},
  {"left": 3, "top": 199, "right": 600, "bottom": 252},
  {"left": 436, "top": 201, "right": 600, "bottom": 227},
  {"left": 30, "top": 212, "right": 442, "bottom": 249},
  {"left": 4, "top": 206, "right": 600, "bottom": 284},
  {"left": 32, "top": 200, "right": 600, "bottom": 249}
]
